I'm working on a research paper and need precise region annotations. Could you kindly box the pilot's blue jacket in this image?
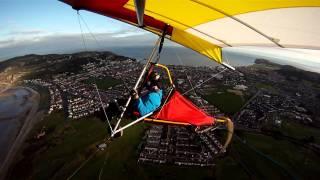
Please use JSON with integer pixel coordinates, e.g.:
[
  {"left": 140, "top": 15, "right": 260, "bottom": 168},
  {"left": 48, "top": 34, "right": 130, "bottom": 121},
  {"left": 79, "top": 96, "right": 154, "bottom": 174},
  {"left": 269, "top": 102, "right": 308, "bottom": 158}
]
[{"left": 135, "top": 90, "right": 163, "bottom": 116}]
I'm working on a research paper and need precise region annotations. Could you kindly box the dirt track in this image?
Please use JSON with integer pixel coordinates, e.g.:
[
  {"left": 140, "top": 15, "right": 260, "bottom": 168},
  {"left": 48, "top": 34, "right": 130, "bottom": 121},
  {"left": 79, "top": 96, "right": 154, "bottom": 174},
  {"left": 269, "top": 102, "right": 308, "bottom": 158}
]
[{"left": 0, "top": 87, "right": 42, "bottom": 180}]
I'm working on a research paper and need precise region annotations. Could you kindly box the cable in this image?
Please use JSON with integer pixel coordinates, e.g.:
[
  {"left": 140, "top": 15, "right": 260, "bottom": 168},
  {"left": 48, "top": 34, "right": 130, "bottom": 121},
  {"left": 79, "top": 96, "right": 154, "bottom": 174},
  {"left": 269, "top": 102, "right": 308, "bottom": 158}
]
[
  {"left": 181, "top": 68, "right": 227, "bottom": 97},
  {"left": 94, "top": 84, "right": 113, "bottom": 133},
  {"left": 79, "top": 14, "right": 131, "bottom": 94},
  {"left": 98, "top": 150, "right": 109, "bottom": 180},
  {"left": 78, "top": 13, "right": 104, "bottom": 49},
  {"left": 77, "top": 11, "right": 87, "bottom": 51},
  {"left": 66, "top": 149, "right": 99, "bottom": 180},
  {"left": 174, "top": 51, "right": 205, "bottom": 108},
  {"left": 233, "top": 134, "right": 298, "bottom": 180}
]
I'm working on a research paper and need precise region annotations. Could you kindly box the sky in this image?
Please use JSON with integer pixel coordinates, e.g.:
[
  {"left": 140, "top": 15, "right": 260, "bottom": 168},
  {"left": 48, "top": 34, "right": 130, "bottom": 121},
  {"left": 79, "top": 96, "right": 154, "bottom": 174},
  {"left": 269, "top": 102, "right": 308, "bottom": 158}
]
[
  {"left": 0, "top": 0, "right": 159, "bottom": 60},
  {"left": 1, "top": 0, "right": 320, "bottom": 73}
]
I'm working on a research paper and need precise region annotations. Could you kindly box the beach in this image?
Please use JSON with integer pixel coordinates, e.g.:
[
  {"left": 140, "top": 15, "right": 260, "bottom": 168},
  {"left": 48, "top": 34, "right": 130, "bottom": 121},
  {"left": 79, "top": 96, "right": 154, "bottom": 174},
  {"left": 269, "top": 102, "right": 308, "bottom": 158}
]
[{"left": 0, "top": 87, "right": 40, "bottom": 179}]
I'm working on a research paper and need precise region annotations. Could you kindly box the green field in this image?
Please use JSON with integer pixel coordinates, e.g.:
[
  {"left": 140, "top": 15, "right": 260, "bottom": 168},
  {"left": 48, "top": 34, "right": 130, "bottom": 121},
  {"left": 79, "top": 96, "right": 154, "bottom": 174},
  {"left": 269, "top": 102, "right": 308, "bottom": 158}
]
[
  {"left": 214, "top": 156, "right": 249, "bottom": 180},
  {"left": 8, "top": 112, "right": 107, "bottom": 179},
  {"left": 9, "top": 112, "right": 217, "bottom": 180},
  {"left": 281, "top": 120, "right": 320, "bottom": 144},
  {"left": 75, "top": 124, "right": 216, "bottom": 180},
  {"left": 9, "top": 111, "right": 320, "bottom": 180},
  {"left": 234, "top": 132, "right": 320, "bottom": 180},
  {"left": 204, "top": 89, "right": 245, "bottom": 115},
  {"left": 8, "top": 111, "right": 250, "bottom": 180},
  {"left": 255, "top": 83, "right": 273, "bottom": 89},
  {"left": 82, "top": 77, "right": 121, "bottom": 90}
]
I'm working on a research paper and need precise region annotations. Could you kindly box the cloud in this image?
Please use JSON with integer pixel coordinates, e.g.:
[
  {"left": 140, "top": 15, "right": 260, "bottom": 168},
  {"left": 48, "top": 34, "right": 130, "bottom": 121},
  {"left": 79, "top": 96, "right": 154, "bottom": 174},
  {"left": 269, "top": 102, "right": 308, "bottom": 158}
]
[
  {"left": 0, "top": 30, "right": 157, "bottom": 61},
  {"left": 111, "top": 30, "right": 147, "bottom": 38},
  {"left": 7, "top": 30, "right": 46, "bottom": 36},
  {"left": 0, "top": 29, "right": 52, "bottom": 48},
  {"left": 223, "top": 46, "right": 320, "bottom": 73},
  {"left": 0, "top": 39, "right": 14, "bottom": 45},
  {"left": 0, "top": 26, "right": 152, "bottom": 49}
]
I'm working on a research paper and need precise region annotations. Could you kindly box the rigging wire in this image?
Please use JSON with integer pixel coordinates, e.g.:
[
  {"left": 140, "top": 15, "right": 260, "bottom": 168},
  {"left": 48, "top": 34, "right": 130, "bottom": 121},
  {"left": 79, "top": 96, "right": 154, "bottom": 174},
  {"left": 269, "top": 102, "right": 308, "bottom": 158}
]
[
  {"left": 182, "top": 68, "right": 227, "bottom": 97},
  {"left": 78, "top": 12, "right": 131, "bottom": 91},
  {"left": 94, "top": 84, "right": 114, "bottom": 133},
  {"left": 223, "top": 50, "right": 231, "bottom": 65},
  {"left": 66, "top": 149, "right": 99, "bottom": 180},
  {"left": 78, "top": 13, "right": 104, "bottom": 49},
  {"left": 66, "top": 137, "right": 112, "bottom": 180},
  {"left": 233, "top": 134, "right": 298, "bottom": 180},
  {"left": 174, "top": 51, "right": 205, "bottom": 108},
  {"left": 77, "top": 11, "right": 134, "bottom": 134},
  {"left": 98, "top": 149, "right": 110, "bottom": 180},
  {"left": 77, "top": 11, "right": 87, "bottom": 51},
  {"left": 76, "top": 11, "right": 114, "bottom": 134}
]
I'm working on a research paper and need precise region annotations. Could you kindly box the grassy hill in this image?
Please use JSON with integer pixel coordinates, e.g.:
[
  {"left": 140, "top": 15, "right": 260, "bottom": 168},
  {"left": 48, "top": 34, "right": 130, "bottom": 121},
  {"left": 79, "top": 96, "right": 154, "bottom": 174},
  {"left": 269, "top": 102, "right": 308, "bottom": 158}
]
[
  {"left": 7, "top": 111, "right": 251, "bottom": 180},
  {"left": 203, "top": 86, "right": 246, "bottom": 115}
]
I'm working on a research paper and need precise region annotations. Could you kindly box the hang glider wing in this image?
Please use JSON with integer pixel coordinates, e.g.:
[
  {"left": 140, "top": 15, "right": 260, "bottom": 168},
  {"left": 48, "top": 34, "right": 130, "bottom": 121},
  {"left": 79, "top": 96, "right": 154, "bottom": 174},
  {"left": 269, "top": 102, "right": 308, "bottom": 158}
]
[{"left": 60, "top": 0, "right": 320, "bottom": 65}]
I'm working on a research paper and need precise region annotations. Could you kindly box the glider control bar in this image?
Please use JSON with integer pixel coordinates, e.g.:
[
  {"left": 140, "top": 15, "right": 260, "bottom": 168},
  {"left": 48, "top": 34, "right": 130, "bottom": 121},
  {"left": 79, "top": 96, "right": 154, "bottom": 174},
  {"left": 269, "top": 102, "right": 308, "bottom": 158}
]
[
  {"left": 222, "top": 62, "right": 236, "bottom": 71},
  {"left": 112, "top": 112, "right": 153, "bottom": 137}
]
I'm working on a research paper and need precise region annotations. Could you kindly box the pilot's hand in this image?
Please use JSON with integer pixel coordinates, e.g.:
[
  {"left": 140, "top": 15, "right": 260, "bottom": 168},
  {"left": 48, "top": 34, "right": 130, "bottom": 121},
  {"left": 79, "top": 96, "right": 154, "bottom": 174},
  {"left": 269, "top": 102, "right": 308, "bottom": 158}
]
[{"left": 131, "top": 89, "right": 139, "bottom": 99}]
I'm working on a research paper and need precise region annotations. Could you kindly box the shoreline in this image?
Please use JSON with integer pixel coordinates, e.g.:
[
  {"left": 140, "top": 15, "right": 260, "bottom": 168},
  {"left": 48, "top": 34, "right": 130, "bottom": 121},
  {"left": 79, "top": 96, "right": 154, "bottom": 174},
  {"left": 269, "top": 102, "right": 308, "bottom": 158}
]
[
  {"left": 0, "top": 86, "right": 43, "bottom": 180},
  {"left": 0, "top": 83, "right": 11, "bottom": 94}
]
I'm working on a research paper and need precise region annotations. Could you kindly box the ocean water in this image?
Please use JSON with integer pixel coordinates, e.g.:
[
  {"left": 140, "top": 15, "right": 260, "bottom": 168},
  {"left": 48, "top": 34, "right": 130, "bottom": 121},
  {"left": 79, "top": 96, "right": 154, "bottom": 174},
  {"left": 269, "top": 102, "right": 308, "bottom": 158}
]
[
  {"left": 108, "top": 46, "right": 255, "bottom": 67},
  {"left": 0, "top": 89, "right": 30, "bottom": 119},
  {"left": 107, "top": 46, "right": 320, "bottom": 73}
]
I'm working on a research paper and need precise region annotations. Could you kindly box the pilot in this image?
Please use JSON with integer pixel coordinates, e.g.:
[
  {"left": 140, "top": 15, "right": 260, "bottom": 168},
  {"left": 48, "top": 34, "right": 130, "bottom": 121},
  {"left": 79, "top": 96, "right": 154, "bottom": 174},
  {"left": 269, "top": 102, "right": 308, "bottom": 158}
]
[{"left": 131, "top": 72, "right": 163, "bottom": 116}]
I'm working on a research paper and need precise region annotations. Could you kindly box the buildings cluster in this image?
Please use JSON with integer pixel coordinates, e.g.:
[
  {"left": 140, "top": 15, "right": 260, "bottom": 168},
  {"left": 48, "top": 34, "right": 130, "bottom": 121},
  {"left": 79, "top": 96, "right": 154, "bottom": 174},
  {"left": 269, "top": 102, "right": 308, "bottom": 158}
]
[
  {"left": 23, "top": 55, "right": 236, "bottom": 168},
  {"left": 18, "top": 52, "right": 320, "bottom": 169},
  {"left": 236, "top": 90, "right": 313, "bottom": 129},
  {"left": 24, "top": 54, "right": 142, "bottom": 119},
  {"left": 23, "top": 79, "right": 63, "bottom": 114},
  {"left": 24, "top": 52, "right": 234, "bottom": 120},
  {"left": 138, "top": 125, "right": 223, "bottom": 167}
]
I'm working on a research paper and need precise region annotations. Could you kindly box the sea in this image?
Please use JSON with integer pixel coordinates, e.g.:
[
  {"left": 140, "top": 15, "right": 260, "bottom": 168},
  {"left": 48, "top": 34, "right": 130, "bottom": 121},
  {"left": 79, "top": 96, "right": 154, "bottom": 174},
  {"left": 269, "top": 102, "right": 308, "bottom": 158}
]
[{"left": 108, "top": 46, "right": 255, "bottom": 67}]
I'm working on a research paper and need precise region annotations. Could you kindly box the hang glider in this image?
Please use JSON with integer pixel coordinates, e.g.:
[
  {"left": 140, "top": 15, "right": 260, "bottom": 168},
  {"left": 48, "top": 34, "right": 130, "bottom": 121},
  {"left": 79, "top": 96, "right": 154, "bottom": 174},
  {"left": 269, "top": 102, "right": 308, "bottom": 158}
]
[{"left": 60, "top": 0, "right": 320, "bottom": 150}]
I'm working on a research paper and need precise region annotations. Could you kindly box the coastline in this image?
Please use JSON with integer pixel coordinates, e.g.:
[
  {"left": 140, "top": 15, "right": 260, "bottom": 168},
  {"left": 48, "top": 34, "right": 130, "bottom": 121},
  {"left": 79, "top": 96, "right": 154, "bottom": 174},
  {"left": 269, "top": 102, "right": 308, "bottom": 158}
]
[
  {"left": 0, "top": 83, "right": 11, "bottom": 94},
  {"left": 0, "top": 86, "right": 43, "bottom": 180}
]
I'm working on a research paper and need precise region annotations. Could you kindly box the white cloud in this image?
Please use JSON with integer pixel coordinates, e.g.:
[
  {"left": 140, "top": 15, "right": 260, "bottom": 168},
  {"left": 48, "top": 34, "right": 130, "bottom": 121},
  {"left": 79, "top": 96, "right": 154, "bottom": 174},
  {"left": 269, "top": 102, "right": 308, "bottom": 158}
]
[
  {"left": 0, "top": 29, "right": 52, "bottom": 48},
  {"left": 223, "top": 46, "right": 320, "bottom": 73},
  {"left": 0, "top": 30, "right": 157, "bottom": 61},
  {"left": 7, "top": 30, "right": 46, "bottom": 36},
  {"left": 112, "top": 31, "right": 147, "bottom": 38}
]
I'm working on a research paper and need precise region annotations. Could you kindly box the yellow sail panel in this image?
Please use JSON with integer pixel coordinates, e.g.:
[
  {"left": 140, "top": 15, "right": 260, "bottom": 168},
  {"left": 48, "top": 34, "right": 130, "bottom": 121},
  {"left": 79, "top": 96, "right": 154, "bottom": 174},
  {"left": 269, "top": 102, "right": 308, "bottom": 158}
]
[
  {"left": 124, "top": 0, "right": 221, "bottom": 30},
  {"left": 171, "top": 28, "right": 222, "bottom": 63},
  {"left": 125, "top": 0, "right": 320, "bottom": 30}
]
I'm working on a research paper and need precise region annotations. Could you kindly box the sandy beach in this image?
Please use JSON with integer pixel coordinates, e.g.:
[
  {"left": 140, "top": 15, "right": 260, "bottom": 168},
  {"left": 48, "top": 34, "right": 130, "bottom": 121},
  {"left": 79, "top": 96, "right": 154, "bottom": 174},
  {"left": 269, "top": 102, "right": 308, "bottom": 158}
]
[{"left": 0, "top": 87, "right": 41, "bottom": 179}]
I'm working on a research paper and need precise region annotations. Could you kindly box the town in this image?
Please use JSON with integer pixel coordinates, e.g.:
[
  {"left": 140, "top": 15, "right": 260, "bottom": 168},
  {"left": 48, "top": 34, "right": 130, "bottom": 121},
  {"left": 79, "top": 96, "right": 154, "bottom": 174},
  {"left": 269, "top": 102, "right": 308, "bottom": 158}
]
[{"left": 2, "top": 51, "right": 317, "bottom": 167}]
